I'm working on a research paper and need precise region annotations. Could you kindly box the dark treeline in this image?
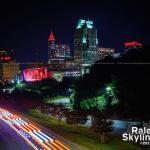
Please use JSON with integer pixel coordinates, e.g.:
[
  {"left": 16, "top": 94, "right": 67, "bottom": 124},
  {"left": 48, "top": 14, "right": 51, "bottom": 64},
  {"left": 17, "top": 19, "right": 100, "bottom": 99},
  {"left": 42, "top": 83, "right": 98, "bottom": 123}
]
[{"left": 0, "top": 77, "right": 77, "bottom": 111}]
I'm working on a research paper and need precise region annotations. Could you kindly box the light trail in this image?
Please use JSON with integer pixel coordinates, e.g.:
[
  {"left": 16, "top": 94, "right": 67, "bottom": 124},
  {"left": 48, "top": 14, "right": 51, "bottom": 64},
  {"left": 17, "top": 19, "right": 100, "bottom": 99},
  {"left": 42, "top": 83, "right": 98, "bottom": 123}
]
[
  {"left": 33, "top": 131, "right": 49, "bottom": 142},
  {"left": 55, "top": 140, "right": 70, "bottom": 150},
  {"left": 0, "top": 108, "right": 71, "bottom": 150},
  {"left": 45, "top": 142, "right": 57, "bottom": 150},
  {"left": 38, "top": 131, "right": 54, "bottom": 142}
]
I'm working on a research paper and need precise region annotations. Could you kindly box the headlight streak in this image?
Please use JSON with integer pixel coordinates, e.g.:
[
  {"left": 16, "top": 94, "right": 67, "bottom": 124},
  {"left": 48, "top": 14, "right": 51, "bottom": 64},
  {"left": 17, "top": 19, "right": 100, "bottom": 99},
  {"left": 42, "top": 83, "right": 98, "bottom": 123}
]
[{"left": 0, "top": 108, "right": 70, "bottom": 150}]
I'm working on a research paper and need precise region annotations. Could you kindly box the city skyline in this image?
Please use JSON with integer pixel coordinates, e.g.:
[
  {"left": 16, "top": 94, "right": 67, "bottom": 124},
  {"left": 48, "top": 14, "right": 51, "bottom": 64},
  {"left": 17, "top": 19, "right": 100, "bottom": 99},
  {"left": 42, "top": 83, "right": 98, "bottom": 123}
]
[
  {"left": 0, "top": 0, "right": 149, "bottom": 63},
  {"left": 0, "top": 1, "right": 150, "bottom": 149}
]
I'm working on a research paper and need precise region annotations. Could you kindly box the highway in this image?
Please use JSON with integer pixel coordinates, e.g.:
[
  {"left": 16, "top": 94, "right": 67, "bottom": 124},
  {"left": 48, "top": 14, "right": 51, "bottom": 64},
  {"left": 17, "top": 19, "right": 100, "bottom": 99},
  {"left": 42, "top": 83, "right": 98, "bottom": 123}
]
[
  {"left": 0, "top": 119, "right": 33, "bottom": 150},
  {"left": 0, "top": 108, "right": 70, "bottom": 150}
]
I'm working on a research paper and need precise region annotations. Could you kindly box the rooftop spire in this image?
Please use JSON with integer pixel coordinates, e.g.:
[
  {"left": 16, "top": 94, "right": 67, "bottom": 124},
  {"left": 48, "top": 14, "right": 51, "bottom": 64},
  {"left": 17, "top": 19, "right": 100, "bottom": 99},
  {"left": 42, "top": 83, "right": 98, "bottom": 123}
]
[{"left": 48, "top": 31, "right": 55, "bottom": 41}]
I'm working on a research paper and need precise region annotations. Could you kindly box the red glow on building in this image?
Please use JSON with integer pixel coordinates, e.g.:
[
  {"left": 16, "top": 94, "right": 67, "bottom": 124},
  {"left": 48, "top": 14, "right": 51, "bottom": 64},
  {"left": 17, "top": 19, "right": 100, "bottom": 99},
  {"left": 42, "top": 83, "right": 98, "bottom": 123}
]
[
  {"left": 23, "top": 67, "right": 51, "bottom": 82},
  {"left": 48, "top": 31, "right": 55, "bottom": 41},
  {"left": 0, "top": 56, "right": 11, "bottom": 60},
  {"left": 125, "top": 41, "right": 143, "bottom": 47}
]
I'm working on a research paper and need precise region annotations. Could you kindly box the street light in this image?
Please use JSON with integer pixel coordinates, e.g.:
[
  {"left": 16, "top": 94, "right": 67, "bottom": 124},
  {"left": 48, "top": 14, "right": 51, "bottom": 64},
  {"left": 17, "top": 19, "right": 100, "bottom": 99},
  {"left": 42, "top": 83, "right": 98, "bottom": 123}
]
[
  {"left": 11, "top": 80, "right": 15, "bottom": 83},
  {"left": 106, "top": 86, "right": 112, "bottom": 92}
]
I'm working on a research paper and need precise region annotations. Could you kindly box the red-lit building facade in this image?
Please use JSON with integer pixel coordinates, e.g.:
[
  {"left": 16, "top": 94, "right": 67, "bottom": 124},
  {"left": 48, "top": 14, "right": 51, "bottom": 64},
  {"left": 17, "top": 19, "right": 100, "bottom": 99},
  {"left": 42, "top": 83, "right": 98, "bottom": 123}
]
[
  {"left": 23, "top": 67, "right": 50, "bottom": 82},
  {"left": 23, "top": 67, "right": 80, "bottom": 82}
]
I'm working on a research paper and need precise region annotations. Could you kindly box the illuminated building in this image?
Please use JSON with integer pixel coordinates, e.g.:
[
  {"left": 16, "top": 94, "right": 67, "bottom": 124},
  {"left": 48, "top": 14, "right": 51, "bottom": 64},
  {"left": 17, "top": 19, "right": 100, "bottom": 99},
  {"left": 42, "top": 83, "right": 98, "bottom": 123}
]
[
  {"left": 49, "top": 69, "right": 80, "bottom": 82},
  {"left": 125, "top": 41, "right": 143, "bottom": 51},
  {"left": 65, "top": 60, "right": 78, "bottom": 68},
  {"left": 0, "top": 48, "right": 19, "bottom": 81},
  {"left": 112, "top": 53, "right": 121, "bottom": 59},
  {"left": 0, "top": 62, "right": 20, "bottom": 81},
  {"left": 74, "top": 19, "right": 99, "bottom": 65},
  {"left": 25, "top": 63, "right": 45, "bottom": 70},
  {"left": 55, "top": 44, "right": 71, "bottom": 62},
  {"left": 23, "top": 67, "right": 49, "bottom": 82},
  {"left": 52, "top": 70, "right": 80, "bottom": 81},
  {"left": 48, "top": 31, "right": 56, "bottom": 64},
  {"left": 48, "top": 32, "right": 72, "bottom": 66},
  {"left": 23, "top": 67, "right": 80, "bottom": 82},
  {"left": 0, "top": 48, "right": 14, "bottom": 62},
  {"left": 98, "top": 47, "right": 115, "bottom": 60}
]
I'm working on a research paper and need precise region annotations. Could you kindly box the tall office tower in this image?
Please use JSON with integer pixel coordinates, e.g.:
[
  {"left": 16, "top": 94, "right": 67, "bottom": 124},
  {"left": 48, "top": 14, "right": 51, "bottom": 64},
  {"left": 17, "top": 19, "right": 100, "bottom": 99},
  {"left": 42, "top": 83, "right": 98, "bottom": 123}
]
[
  {"left": 74, "top": 19, "right": 99, "bottom": 66},
  {"left": 48, "top": 31, "right": 56, "bottom": 64},
  {"left": 55, "top": 44, "right": 71, "bottom": 62}
]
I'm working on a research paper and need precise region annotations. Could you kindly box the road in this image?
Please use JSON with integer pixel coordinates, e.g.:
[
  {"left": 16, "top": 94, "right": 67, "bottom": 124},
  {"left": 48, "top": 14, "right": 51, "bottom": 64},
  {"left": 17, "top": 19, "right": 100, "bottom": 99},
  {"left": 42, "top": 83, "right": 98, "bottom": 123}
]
[
  {"left": 0, "top": 119, "right": 33, "bottom": 150},
  {"left": 0, "top": 108, "right": 71, "bottom": 150}
]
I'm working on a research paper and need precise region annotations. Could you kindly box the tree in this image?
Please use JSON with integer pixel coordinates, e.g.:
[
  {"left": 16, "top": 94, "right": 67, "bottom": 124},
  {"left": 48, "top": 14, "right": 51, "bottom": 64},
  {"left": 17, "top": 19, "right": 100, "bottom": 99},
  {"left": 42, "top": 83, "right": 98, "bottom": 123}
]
[
  {"left": 69, "top": 89, "right": 76, "bottom": 108},
  {"left": 80, "top": 81, "right": 119, "bottom": 112},
  {"left": 55, "top": 111, "right": 64, "bottom": 126},
  {"left": 91, "top": 112, "right": 112, "bottom": 143},
  {"left": 52, "top": 104, "right": 68, "bottom": 126}
]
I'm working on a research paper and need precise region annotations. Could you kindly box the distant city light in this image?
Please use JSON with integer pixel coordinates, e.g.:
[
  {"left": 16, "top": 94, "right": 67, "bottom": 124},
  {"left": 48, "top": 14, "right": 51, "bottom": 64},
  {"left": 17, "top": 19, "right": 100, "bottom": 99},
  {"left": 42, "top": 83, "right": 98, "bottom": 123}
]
[
  {"left": 125, "top": 41, "right": 143, "bottom": 47},
  {"left": 82, "top": 37, "right": 87, "bottom": 43},
  {"left": 11, "top": 80, "right": 15, "bottom": 83}
]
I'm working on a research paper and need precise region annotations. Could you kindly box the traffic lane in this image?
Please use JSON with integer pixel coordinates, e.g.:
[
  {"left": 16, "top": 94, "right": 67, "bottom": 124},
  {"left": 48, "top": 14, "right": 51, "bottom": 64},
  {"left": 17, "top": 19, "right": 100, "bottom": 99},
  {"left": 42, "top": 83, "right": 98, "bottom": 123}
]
[
  {"left": 20, "top": 113, "right": 87, "bottom": 150},
  {"left": 0, "top": 108, "right": 71, "bottom": 150},
  {"left": 0, "top": 119, "right": 34, "bottom": 150}
]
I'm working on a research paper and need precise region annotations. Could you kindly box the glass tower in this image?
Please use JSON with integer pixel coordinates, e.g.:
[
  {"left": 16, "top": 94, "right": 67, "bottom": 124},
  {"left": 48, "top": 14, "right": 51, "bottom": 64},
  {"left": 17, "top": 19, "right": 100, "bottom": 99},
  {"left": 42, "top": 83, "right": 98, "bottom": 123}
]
[{"left": 74, "top": 19, "right": 99, "bottom": 66}]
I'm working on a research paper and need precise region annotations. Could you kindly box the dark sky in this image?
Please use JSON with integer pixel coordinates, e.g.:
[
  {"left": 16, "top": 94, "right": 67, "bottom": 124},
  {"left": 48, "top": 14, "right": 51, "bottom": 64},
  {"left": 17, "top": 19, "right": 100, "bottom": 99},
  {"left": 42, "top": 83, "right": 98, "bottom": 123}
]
[{"left": 0, "top": 0, "right": 149, "bottom": 63}]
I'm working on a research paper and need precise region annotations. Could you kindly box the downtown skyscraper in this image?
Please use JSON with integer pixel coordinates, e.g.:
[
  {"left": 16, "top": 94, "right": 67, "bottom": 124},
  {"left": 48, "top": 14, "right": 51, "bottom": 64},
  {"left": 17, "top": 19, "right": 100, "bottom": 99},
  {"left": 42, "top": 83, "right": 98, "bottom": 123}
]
[
  {"left": 48, "top": 31, "right": 71, "bottom": 65},
  {"left": 74, "top": 19, "right": 99, "bottom": 66},
  {"left": 48, "top": 31, "right": 56, "bottom": 64}
]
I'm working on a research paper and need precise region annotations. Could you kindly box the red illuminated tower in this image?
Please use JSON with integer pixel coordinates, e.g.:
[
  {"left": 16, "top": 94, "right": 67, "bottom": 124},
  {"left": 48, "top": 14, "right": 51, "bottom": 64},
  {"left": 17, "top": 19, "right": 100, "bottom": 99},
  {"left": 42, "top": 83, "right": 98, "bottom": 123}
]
[
  {"left": 48, "top": 31, "right": 71, "bottom": 66},
  {"left": 48, "top": 31, "right": 55, "bottom": 42},
  {"left": 48, "top": 31, "right": 56, "bottom": 64}
]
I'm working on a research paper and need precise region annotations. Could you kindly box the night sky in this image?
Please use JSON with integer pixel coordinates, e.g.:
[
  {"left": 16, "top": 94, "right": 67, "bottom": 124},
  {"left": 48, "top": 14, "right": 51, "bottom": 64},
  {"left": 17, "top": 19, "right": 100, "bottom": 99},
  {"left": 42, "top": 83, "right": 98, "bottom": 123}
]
[{"left": 0, "top": 0, "right": 149, "bottom": 63}]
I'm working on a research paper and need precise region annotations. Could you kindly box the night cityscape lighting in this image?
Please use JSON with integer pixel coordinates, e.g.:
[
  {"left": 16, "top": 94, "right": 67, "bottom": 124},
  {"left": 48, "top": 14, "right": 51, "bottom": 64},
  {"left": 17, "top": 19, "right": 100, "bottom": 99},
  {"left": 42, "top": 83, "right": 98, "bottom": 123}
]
[{"left": 0, "top": 1, "right": 149, "bottom": 150}]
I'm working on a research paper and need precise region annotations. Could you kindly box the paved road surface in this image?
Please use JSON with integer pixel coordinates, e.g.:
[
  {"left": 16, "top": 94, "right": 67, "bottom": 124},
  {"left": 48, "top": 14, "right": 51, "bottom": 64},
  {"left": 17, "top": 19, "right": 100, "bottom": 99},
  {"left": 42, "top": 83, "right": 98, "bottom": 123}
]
[
  {"left": 0, "top": 108, "right": 71, "bottom": 150},
  {"left": 0, "top": 119, "right": 33, "bottom": 150}
]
